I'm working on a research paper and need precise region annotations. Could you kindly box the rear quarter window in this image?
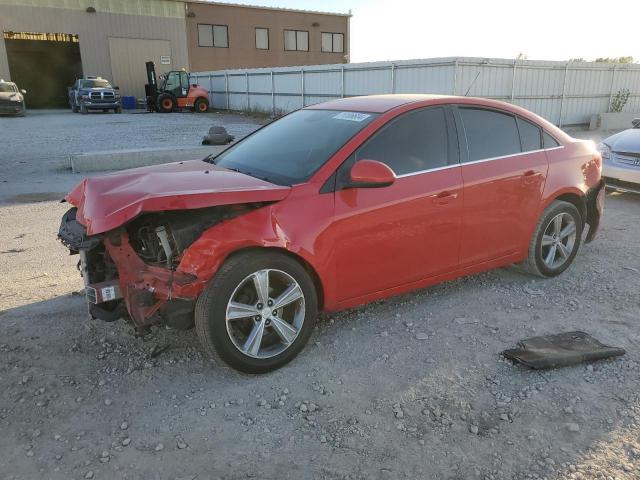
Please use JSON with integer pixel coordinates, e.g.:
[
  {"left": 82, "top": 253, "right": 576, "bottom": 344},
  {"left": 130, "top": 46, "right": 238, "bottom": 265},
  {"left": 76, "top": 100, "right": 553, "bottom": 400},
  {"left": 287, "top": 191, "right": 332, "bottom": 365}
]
[{"left": 543, "top": 132, "right": 561, "bottom": 148}]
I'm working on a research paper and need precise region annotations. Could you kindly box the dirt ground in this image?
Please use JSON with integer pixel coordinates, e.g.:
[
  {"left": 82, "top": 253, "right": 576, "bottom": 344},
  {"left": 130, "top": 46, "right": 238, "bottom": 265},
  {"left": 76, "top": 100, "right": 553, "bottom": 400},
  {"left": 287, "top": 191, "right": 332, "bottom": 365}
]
[{"left": 1, "top": 112, "right": 639, "bottom": 480}]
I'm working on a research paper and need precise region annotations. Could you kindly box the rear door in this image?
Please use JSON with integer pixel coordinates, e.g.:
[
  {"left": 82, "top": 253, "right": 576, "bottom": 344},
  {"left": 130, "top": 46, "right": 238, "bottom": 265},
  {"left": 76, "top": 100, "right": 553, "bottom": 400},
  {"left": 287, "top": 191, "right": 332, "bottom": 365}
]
[
  {"left": 332, "top": 106, "right": 463, "bottom": 301},
  {"left": 454, "top": 106, "right": 548, "bottom": 266}
]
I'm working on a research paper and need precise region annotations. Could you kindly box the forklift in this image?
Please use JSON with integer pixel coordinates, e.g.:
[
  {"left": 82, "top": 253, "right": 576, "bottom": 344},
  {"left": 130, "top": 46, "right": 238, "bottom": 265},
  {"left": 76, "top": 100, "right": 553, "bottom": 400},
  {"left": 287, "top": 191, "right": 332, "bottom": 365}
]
[{"left": 144, "top": 61, "right": 210, "bottom": 113}]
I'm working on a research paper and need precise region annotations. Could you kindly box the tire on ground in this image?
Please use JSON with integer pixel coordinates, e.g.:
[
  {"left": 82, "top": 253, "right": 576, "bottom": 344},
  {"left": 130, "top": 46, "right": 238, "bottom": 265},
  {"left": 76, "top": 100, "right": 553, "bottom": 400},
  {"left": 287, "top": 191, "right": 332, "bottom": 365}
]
[
  {"left": 523, "top": 200, "right": 583, "bottom": 278},
  {"left": 194, "top": 98, "right": 209, "bottom": 113},
  {"left": 195, "top": 250, "right": 318, "bottom": 374},
  {"left": 157, "top": 93, "right": 175, "bottom": 113}
]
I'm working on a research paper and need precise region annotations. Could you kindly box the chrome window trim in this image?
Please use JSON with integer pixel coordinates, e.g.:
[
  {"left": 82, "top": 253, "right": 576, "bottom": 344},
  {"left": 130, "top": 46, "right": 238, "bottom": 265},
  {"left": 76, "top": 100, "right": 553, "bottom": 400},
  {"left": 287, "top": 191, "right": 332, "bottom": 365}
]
[
  {"left": 396, "top": 163, "right": 457, "bottom": 178},
  {"left": 394, "top": 145, "right": 564, "bottom": 178}
]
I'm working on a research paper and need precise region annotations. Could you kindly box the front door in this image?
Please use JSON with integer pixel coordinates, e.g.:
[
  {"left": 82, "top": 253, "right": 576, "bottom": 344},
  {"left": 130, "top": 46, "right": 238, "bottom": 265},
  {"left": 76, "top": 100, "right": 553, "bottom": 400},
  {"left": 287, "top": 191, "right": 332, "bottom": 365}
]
[
  {"left": 455, "top": 106, "right": 548, "bottom": 266},
  {"left": 331, "top": 107, "right": 463, "bottom": 302}
]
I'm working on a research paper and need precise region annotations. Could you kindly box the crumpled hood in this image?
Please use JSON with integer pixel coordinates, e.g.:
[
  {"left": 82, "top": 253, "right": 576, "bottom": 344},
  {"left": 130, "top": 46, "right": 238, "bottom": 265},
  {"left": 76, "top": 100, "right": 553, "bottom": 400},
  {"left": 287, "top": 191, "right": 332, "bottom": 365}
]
[
  {"left": 66, "top": 160, "right": 291, "bottom": 235},
  {"left": 603, "top": 128, "right": 640, "bottom": 153}
]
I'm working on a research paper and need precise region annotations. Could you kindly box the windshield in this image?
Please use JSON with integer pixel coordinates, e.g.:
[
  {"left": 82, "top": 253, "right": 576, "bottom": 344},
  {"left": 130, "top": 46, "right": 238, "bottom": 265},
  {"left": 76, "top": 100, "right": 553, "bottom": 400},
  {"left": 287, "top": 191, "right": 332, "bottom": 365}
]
[
  {"left": 213, "top": 109, "right": 378, "bottom": 185},
  {"left": 80, "top": 79, "right": 112, "bottom": 89},
  {"left": 0, "top": 83, "right": 17, "bottom": 93}
]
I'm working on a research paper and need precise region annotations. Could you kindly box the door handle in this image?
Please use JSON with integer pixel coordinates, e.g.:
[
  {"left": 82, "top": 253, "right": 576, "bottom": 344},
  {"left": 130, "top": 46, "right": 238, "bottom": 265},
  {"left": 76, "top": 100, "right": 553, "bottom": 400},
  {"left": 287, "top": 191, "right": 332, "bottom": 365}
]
[
  {"left": 432, "top": 191, "right": 459, "bottom": 205},
  {"left": 522, "top": 170, "right": 539, "bottom": 185}
]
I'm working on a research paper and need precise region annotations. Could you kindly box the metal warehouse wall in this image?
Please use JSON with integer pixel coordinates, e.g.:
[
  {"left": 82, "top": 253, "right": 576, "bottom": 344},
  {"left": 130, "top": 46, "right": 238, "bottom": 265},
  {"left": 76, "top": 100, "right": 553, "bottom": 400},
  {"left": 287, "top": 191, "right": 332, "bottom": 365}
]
[
  {"left": 0, "top": 0, "right": 189, "bottom": 99},
  {"left": 192, "top": 57, "right": 640, "bottom": 125}
]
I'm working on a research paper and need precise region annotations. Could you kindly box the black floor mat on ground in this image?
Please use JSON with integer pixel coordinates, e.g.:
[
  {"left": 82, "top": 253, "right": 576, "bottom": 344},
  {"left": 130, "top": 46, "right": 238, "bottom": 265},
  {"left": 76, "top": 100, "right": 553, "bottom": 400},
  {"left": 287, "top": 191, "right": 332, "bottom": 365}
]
[{"left": 502, "top": 331, "right": 626, "bottom": 369}]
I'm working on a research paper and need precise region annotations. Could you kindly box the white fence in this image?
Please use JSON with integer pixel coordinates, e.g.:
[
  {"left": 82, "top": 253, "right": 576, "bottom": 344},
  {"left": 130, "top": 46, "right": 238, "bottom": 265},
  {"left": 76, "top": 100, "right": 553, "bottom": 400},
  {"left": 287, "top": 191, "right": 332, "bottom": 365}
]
[{"left": 191, "top": 57, "right": 640, "bottom": 126}]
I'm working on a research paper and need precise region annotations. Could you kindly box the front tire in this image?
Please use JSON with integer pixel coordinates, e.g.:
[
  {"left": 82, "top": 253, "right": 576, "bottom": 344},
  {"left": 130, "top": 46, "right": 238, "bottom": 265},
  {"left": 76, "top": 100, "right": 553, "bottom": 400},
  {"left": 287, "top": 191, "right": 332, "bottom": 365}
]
[
  {"left": 157, "top": 93, "right": 175, "bottom": 113},
  {"left": 80, "top": 102, "right": 87, "bottom": 114},
  {"left": 194, "top": 98, "right": 209, "bottom": 113},
  {"left": 195, "top": 251, "right": 318, "bottom": 374},
  {"left": 524, "top": 200, "right": 583, "bottom": 277}
]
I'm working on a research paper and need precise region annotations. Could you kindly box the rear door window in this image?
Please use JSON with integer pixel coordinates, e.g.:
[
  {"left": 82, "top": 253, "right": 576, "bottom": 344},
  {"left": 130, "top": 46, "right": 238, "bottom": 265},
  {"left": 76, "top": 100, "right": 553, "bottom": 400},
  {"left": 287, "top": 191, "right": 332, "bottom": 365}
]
[
  {"left": 517, "top": 117, "right": 542, "bottom": 152},
  {"left": 459, "top": 107, "right": 521, "bottom": 162},
  {"left": 355, "top": 107, "right": 449, "bottom": 175}
]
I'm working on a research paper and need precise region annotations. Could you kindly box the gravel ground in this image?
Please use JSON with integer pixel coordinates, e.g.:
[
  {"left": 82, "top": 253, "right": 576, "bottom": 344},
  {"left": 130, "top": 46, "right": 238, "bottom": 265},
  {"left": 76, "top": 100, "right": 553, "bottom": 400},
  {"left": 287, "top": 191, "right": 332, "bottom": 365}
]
[
  {"left": 1, "top": 113, "right": 639, "bottom": 480},
  {"left": 0, "top": 109, "right": 263, "bottom": 203}
]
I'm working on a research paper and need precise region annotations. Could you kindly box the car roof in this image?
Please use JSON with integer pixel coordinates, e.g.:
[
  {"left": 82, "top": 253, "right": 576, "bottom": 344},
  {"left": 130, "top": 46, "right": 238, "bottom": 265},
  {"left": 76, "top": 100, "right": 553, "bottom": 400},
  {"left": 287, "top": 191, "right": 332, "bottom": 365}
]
[
  {"left": 304, "top": 94, "right": 571, "bottom": 143},
  {"left": 305, "top": 94, "right": 452, "bottom": 113}
]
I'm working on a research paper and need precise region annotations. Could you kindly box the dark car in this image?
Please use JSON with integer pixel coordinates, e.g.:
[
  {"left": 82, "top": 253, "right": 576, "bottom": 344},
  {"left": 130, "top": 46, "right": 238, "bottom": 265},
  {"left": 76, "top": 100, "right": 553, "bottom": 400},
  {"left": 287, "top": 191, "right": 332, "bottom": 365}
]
[
  {"left": 0, "top": 80, "right": 26, "bottom": 116},
  {"left": 68, "top": 77, "right": 121, "bottom": 114}
]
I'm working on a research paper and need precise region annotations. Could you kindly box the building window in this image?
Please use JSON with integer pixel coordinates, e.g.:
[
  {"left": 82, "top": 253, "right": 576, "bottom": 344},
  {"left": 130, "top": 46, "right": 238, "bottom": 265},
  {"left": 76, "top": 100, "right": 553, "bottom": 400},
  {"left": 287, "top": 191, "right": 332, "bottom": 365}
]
[
  {"left": 198, "top": 24, "right": 228, "bottom": 48},
  {"left": 321, "top": 32, "right": 344, "bottom": 53},
  {"left": 284, "top": 30, "right": 308, "bottom": 51},
  {"left": 255, "top": 28, "right": 269, "bottom": 50}
]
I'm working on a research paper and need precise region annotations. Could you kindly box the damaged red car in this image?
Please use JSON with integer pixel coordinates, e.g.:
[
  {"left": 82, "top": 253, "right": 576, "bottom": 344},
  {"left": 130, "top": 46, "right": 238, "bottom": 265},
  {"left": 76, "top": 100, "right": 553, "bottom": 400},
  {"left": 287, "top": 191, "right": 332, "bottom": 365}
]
[{"left": 58, "top": 95, "right": 605, "bottom": 373}]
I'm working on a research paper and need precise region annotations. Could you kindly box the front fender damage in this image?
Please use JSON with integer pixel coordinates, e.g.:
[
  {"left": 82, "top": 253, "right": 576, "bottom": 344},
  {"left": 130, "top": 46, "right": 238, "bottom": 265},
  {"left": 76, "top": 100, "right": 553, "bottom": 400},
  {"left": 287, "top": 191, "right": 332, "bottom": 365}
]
[{"left": 69, "top": 202, "right": 286, "bottom": 331}]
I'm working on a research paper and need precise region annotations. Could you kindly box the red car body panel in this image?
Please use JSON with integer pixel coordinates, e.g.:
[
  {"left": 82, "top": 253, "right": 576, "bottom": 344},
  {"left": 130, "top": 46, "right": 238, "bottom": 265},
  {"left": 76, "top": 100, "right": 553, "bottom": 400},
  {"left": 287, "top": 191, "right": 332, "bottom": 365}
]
[
  {"left": 62, "top": 94, "right": 604, "bottom": 326},
  {"left": 65, "top": 161, "right": 290, "bottom": 235}
]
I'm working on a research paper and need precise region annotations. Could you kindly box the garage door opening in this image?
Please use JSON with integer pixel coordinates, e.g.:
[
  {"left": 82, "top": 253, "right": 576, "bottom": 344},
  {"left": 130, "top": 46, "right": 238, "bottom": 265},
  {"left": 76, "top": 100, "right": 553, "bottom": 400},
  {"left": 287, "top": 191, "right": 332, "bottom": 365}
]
[{"left": 3, "top": 31, "right": 82, "bottom": 108}]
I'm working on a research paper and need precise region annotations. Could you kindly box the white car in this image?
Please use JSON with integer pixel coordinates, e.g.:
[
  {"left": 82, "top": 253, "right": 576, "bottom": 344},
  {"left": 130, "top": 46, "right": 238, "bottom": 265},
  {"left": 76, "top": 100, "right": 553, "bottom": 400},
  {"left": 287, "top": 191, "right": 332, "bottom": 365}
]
[
  {"left": 599, "top": 120, "right": 640, "bottom": 194},
  {"left": 0, "top": 80, "right": 26, "bottom": 116}
]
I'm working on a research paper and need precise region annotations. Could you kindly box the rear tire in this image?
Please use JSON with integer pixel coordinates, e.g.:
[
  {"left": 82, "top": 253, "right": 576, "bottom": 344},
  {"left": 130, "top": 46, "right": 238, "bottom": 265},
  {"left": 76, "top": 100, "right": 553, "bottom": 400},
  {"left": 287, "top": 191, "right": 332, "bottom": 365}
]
[
  {"left": 523, "top": 200, "right": 583, "bottom": 278},
  {"left": 195, "top": 251, "right": 317, "bottom": 374},
  {"left": 157, "top": 93, "right": 175, "bottom": 113},
  {"left": 194, "top": 98, "right": 209, "bottom": 113}
]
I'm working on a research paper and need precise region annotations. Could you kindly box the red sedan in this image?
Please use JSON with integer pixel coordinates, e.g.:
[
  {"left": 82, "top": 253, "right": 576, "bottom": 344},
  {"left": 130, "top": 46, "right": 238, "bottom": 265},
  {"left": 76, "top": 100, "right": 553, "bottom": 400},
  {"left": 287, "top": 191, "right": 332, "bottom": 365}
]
[{"left": 59, "top": 95, "right": 605, "bottom": 373}]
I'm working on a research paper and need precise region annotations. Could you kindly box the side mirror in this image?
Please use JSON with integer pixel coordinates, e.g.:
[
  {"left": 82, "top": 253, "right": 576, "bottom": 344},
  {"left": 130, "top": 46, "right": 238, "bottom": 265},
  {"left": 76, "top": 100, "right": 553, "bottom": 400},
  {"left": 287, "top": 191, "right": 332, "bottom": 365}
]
[
  {"left": 114, "top": 86, "right": 120, "bottom": 90},
  {"left": 20, "top": 89, "right": 26, "bottom": 95},
  {"left": 349, "top": 159, "right": 395, "bottom": 188}
]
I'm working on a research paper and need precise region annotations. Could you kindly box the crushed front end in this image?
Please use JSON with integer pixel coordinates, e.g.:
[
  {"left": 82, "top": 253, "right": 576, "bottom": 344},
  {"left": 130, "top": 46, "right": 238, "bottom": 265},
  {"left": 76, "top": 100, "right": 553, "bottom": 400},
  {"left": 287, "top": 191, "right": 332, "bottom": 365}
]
[{"left": 58, "top": 205, "right": 253, "bottom": 331}]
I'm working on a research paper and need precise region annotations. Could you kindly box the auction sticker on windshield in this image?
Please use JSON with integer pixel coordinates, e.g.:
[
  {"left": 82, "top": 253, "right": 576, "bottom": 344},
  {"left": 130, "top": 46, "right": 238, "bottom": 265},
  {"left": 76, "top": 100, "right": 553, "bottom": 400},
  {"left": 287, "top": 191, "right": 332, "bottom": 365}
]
[{"left": 333, "top": 112, "right": 371, "bottom": 122}]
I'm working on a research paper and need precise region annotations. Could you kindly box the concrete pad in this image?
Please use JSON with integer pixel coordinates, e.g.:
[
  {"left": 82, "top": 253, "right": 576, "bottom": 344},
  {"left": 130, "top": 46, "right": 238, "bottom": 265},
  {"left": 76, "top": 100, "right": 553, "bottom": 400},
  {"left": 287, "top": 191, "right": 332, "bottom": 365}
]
[{"left": 69, "top": 144, "right": 231, "bottom": 173}]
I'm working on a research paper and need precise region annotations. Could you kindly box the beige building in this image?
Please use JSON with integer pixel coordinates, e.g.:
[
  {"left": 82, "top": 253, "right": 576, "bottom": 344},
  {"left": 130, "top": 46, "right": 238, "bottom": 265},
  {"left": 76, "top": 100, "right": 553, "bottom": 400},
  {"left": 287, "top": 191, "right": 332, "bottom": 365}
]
[
  {"left": 0, "top": 0, "right": 190, "bottom": 107},
  {"left": 0, "top": 0, "right": 350, "bottom": 108},
  {"left": 185, "top": 1, "right": 350, "bottom": 71}
]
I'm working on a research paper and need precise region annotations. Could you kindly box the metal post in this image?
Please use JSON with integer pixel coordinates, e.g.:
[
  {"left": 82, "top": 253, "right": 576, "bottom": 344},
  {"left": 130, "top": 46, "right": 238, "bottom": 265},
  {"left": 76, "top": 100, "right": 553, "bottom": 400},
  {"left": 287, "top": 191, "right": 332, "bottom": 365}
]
[
  {"left": 390, "top": 64, "right": 395, "bottom": 93},
  {"left": 452, "top": 59, "right": 458, "bottom": 95},
  {"left": 510, "top": 59, "right": 517, "bottom": 101},
  {"left": 270, "top": 71, "right": 275, "bottom": 117},
  {"left": 208, "top": 74, "right": 213, "bottom": 104},
  {"left": 607, "top": 65, "right": 617, "bottom": 113},
  {"left": 301, "top": 69, "right": 305, "bottom": 107},
  {"left": 225, "top": 73, "right": 229, "bottom": 110},
  {"left": 245, "top": 72, "right": 250, "bottom": 111},
  {"left": 558, "top": 63, "right": 569, "bottom": 127},
  {"left": 341, "top": 66, "right": 345, "bottom": 98}
]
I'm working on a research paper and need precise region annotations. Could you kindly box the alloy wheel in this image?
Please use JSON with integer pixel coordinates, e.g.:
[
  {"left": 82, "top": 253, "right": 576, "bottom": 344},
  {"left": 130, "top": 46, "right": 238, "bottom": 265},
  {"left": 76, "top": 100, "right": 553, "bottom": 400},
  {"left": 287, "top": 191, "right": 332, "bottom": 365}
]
[
  {"left": 225, "top": 269, "right": 305, "bottom": 359},
  {"left": 541, "top": 212, "right": 577, "bottom": 269}
]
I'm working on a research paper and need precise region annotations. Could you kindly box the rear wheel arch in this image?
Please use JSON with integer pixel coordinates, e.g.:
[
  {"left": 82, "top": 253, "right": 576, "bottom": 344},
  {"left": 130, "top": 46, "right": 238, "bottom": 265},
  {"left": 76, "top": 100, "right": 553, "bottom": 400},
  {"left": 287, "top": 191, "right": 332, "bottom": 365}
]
[
  {"left": 222, "top": 246, "right": 325, "bottom": 311},
  {"left": 540, "top": 189, "right": 586, "bottom": 224},
  {"left": 554, "top": 192, "right": 587, "bottom": 223}
]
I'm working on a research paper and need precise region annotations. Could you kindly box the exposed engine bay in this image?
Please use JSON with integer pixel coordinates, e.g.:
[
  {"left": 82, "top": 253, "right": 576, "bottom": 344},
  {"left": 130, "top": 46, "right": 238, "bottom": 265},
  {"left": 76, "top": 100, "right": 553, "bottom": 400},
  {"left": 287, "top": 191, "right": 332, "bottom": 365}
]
[
  {"left": 58, "top": 203, "right": 265, "bottom": 330},
  {"left": 126, "top": 204, "right": 257, "bottom": 269}
]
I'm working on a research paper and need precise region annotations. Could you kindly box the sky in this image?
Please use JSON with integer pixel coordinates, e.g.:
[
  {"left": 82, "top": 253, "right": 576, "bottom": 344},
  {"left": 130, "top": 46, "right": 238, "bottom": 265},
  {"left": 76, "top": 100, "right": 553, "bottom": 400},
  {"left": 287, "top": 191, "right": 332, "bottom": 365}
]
[{"left": 216, "top": 0, "right": 639, "bottom": 63}]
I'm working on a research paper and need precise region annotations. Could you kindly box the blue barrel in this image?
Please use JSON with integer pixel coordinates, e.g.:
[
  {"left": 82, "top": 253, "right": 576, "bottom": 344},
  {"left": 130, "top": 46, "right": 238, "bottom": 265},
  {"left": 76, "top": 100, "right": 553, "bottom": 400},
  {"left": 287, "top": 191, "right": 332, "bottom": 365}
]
[{"left": 121, "top": 96, "right": 136, "bottom": 109}]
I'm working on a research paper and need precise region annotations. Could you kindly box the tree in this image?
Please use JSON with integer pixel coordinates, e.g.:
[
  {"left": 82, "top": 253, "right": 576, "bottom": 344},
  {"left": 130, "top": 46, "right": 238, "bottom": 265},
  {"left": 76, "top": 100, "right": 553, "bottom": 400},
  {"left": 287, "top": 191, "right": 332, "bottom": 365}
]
[{"left": 594, "top": 56, "right": 634, "bottom": 64}]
